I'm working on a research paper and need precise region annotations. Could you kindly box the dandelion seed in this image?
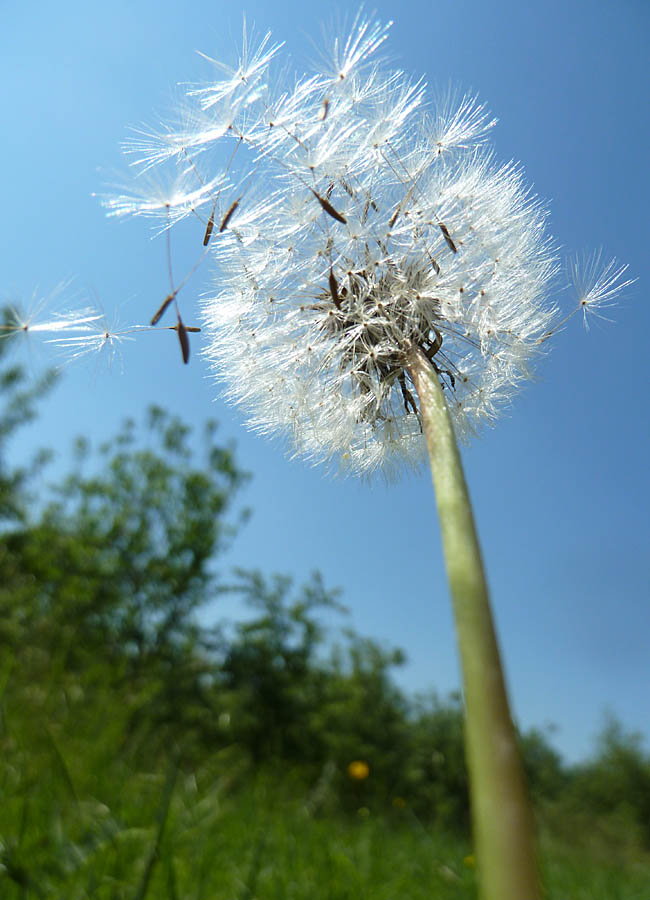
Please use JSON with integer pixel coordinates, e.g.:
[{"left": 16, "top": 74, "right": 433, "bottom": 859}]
[
  {"left": 203, "top": 204, "right": 216, "bottom": 246},
  {"left": 439, "top": 223, "right": 458, "bottom": 254},
  {"left": 150, "top": 292, "right": 177, "bottom": 326},
  {"left": 219, "top": 198, "right": 240, "bottom": 232},
  {"left": 0, "top": 285, "right": 104, "bottom": 359},
  {"left": 329, "top": 10, "right": 392, "bottom": 81},
  {"left": 310, "top": 189, "right": 347, "bottom": 224},
  {"left": 388, "top": 207, "right": 400, "bottom": 228},
  {"left": 46, "top": 314, "right": 136, "bottom": 367},
  {"left": 535, "top": 253, "right": 634, "bottom": 343},
  {"left": 328, "top": 269, "right": 341, "bottom": 308},
  {"left": 570, "top": 252, "right": 634, "bottom": 328},
  {"left": 101, "top": 170, "right": 227, "bottom": 233},
  {"left": 176, "top": 315, "right": 190, "bottom": 363},
  {"left": 429, "top": 88, "right": 497, "bottom": 153},
  {"left": 191, "top": 17, "right": 285, "bottom": 108}
]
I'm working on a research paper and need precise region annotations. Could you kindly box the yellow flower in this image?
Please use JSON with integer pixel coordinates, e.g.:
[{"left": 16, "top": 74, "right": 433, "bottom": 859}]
[{"left": 347, "top": 760, "right": 370, "bottom": 780}]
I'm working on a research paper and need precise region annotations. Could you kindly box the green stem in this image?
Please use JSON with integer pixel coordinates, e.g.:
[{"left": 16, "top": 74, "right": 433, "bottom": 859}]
[{"left": 406, "top": 348, "right": 540, "bottom": 900}]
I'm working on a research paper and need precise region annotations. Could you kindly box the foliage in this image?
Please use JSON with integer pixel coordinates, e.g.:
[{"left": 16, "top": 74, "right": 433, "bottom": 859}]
[
  {"left": 0, "top": 338, "right": 248, "bottom": 760},
  {"left": 2, "top": 405, "right": 245, "bottom": 653},
  {"left": 0, "top": 337, "right": 649, "bottom": 896},
  {"left": 217, "top": 569, "right": 345, "bottom": 765},
  {"left": 519, "top": 728, "right": 567, "bottom": 802},
  {"left": 553, "top": 718, "right": 650, "bottom": 852}
]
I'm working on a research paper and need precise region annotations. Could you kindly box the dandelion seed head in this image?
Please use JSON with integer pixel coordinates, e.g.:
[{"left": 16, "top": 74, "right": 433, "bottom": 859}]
[{"left": 107, "top": 12, "right": 631, "bottom": 476}]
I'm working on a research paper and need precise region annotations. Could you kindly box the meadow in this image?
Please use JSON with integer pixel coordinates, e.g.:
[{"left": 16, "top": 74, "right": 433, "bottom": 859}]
[
  {"left": 1, "top": 334, "right": 648, "bottom": 899},
  {"left": 2, "top": 717, "right": 649, "bottom": 899}
]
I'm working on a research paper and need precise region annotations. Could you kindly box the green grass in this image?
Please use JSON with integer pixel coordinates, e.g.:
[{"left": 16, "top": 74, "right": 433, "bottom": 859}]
[
  {"left": 1, "top": 744, "right": 649, "bottom": 900},
  {"left": 1, "top": 663, "right": 648, "bottom": 898}
]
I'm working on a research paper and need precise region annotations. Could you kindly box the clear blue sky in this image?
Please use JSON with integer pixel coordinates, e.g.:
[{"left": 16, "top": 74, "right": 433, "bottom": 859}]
[{"left": 2, "top": 0, "right": 648, "bottom": 764}]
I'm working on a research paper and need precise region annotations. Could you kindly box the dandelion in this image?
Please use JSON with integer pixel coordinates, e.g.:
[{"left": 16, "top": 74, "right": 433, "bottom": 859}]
[
  {"left": 122, "top": 17, "right": 563, "bottom": 477},
  {"left": 106, "top": 12, "right": 632, "bottom": 900},
  {"left": 347, "top": 760, "right": 370, "bottom": 780},
  {"left": 109, "top": 16, "right": 564, "bottom": 480}
]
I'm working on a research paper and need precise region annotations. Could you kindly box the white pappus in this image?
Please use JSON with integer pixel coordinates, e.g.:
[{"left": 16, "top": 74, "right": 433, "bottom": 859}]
[{"left": 112, "top": 11, "right": 631, "bottom": 476}]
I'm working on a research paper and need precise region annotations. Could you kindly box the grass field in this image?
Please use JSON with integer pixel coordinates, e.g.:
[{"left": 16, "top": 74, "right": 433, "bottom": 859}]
[{"left": 2, "top": 740, "right": 649, "bottom": 900}]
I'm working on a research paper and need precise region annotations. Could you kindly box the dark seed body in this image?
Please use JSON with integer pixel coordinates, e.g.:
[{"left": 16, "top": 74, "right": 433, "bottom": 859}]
[
  {"left": 151, "top": 293, "right": 176, "bottom": 326},
  {"left": 311, "top": 189, "right": 347, "bottom": 224},
  {"left": 219, "top": 199, "right": 240, "bottom": 232},
  {"left": 329, "top": 270, "right": 341, "bottom": 308},
  {"left": 439, "top": 223, "right": 457, "bottom": 253},
  {"left": 203, "top": 208, "right": 216, "bottom": 246},
  {"left": 177, "top": 317, "right": 190, "bottom": 364}
]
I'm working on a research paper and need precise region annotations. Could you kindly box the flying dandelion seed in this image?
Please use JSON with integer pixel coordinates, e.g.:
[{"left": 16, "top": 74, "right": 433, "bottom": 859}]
[
  {"left": 570, "top": 252, "right": 633, "bottom": 329},
  {"left": 0, "top": 284, "right": 106, "bottom": 367},
  {"left": 46, "top": 315, "right": 134, "bottom": 367}
]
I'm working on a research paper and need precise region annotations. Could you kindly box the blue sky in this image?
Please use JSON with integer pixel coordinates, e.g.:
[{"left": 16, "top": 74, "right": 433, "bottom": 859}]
[{"left": 2, "top": 0, "right": 648, "bottom": 763}]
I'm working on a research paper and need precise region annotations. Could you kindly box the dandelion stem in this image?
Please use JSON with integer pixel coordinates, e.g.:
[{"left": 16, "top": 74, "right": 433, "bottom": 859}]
[{"left": 406, "top": 347, "right": 540, "bottom": 900}]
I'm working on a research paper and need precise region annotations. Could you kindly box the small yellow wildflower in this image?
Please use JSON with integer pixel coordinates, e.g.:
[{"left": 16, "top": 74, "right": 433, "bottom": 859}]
[{"left": 347, "top": 760, "right": 370, "bottom": 780}]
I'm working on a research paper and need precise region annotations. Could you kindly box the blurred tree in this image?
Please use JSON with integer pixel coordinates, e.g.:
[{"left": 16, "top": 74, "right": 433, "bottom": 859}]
[
  {"left": 10, "top": 407, "right": 245, "bottom": 656},
  {"left": 519, "top": 727, "right": 567, "bottom": 803},
  {"left": 566, "top": 718, "right": 650, "bottom": 849},
  {"left": 314, "top": 633, "right": 410, "bottom": 811},
  {"left": 404, "top": 692, "right": 470, "bottom": 828},
  {"left": 0, "top": 335, "right": 249, "bottom": 757},
  {"left": 218, "top": 569, "right": 345, "bottom": 763}
]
